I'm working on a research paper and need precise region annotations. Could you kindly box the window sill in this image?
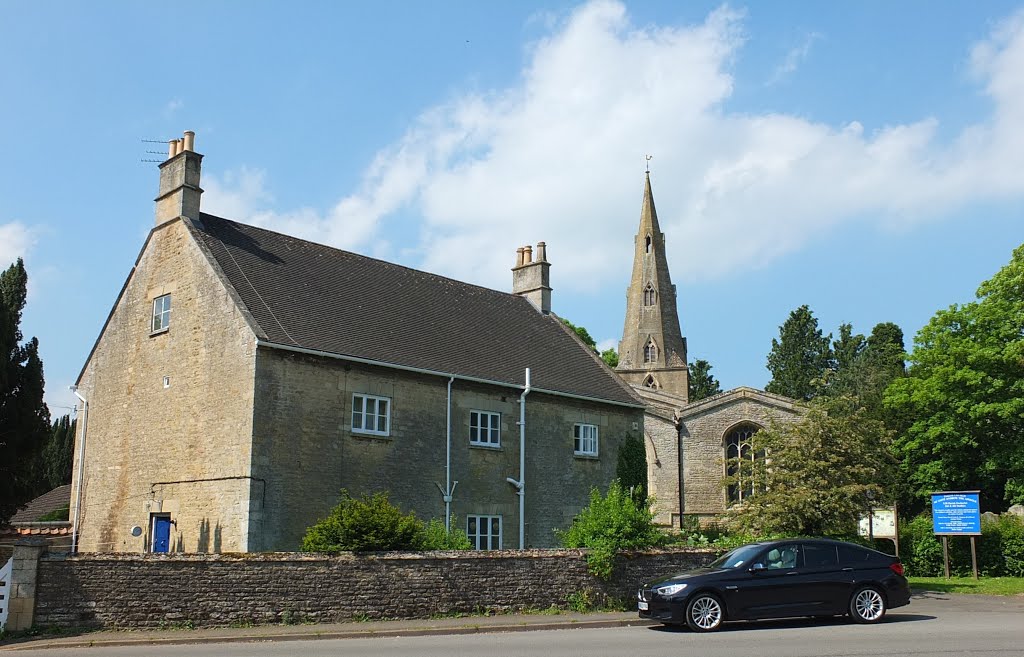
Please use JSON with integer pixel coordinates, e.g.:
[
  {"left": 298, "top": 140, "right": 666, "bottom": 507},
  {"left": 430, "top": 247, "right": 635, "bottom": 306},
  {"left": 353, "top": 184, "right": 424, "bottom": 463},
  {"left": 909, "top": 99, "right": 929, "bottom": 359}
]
[
  {"left": 573, "top": 453, "right": 600, "bottom": 460},
  {"left": 469, "top": 443, "right": 502, "bottom": 451},
  {"left": 149, "top": 327, "right": 169, "bottom": 337},
  {"left": 351, "top": 431, "right": 392, "bottom": 441}
]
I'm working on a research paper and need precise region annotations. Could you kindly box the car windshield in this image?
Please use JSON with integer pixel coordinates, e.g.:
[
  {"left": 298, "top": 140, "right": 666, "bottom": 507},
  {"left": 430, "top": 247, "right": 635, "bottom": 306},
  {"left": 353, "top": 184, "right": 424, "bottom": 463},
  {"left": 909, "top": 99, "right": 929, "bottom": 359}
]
[{"left": 707, "top": 544, "right": 765, "bottom": 569}]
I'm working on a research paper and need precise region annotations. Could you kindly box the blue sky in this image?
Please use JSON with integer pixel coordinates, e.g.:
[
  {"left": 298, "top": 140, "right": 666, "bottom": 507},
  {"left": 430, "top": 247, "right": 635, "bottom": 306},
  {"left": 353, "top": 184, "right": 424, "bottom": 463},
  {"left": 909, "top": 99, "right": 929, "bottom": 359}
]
[{"left": 2, "top": 1, "right": 1022, "bottom": 415}]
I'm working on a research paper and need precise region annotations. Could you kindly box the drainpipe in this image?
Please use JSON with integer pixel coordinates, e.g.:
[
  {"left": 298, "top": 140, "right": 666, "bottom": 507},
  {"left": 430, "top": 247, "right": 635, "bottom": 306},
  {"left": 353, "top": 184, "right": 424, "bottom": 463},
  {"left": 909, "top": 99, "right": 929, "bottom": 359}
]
[
  {"left": 437, "top": 376, "right": 458, "bottom": 530},
  {"left": 70, "top": 386, "right": 89, "bottom": 554},
  {"left": 506, "top": 368, "right": 530, "bottom": 549}
]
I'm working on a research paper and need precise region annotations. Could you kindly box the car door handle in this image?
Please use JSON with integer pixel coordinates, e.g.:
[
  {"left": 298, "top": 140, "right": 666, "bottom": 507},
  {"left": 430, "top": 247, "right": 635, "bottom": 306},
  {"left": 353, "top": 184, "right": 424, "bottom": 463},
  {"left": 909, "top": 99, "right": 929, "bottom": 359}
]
[
  {"left": 725, "top": 585, "right": 738, "bottom": 590},
  {"left": 842, "top": 567, "right": 854, "bottom": 572}
]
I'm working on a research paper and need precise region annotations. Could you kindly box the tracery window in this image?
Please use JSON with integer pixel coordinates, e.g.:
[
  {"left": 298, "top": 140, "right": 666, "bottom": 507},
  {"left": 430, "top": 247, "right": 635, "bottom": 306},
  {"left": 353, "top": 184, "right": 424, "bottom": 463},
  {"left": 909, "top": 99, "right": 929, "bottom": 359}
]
[
  {"left": 642, "top": 374, "right": 658, "bottom": 389},
  {"left": 643, "top": 338, "right": 658, "bottom": 363},
  {"left": 726, "top": 424, "right": 763, "bottom": 504},
  {"left": 643, "top": 283, "right": 656, "bottom": 306}
]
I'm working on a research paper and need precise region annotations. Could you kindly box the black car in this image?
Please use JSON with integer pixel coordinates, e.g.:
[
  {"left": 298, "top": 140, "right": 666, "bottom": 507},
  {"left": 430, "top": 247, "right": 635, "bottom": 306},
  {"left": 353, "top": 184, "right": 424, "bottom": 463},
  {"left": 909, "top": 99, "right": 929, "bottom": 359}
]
[{"left": 638, "top": 538, "right": 910, "bottom": 632}]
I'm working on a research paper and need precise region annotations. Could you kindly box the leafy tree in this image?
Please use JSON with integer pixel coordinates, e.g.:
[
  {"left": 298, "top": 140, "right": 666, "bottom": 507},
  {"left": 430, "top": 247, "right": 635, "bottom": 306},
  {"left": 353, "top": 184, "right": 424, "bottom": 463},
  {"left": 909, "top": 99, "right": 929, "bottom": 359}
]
[
  {"left": 726, "top": 398, "right": 894, "bottom": 537},
  {"left": 0, "top": 258, "right": 51, "bottom": 525},
  {"left": 825, "top": 321, "right": 905, "bottom": 421},
  {"left": 558, "top": 480, "right": 663, "bottom": 579},
  {"left": 886, "top": 245, "right": 1024, "bottom": 510},
  {"left": 688, "top": 359, "right": 721, "bottom": 401},
  {"left": 615, "top": 434, "right": 647, "bottom": 499},
  {"left": 765, "top": 305, "right": 834, "bottom": 401},
  {"left": 560, "top": 318, "right": 598, "bottom": 352},
  {"left": 43, "top": 414, "right": 76, "bottom": 488},
  {"left": 301, "top": 490, "right": 427, "bottom": 552},
  {"left": 600, "top": 348, "right": 619, "bottom": 368}
]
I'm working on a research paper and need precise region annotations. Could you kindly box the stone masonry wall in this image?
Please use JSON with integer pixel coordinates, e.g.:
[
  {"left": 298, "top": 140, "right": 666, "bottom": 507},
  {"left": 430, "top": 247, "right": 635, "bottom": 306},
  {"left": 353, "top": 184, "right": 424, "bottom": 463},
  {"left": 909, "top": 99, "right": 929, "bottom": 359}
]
[
  {"left": 251, "top": 350, "right": 645, "bottom": 551},
  {"left": 33, "top": 549, "right": 716, "bottom": 629},
  {"left": 72, "top": 218, "right": 258, "bottom": 553},
  {"left": 681, "top": 395, "right": 798, "bottom": 517}
]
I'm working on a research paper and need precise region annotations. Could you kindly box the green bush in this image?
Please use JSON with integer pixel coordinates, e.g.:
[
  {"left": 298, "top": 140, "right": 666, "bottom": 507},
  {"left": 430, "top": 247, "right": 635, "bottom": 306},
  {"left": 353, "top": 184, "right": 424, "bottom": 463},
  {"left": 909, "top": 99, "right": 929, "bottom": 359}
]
[
  {"left": 301, "top": 490, "right": 425, "bottom": 552},
  {"left": 558, "top": 480, "right": 663, "bottom": 580},
  {"left": 898, "top": 513, "right": 1024, "bottom": 577},
  {"left": 422, "top": 517, "right": 473, "bottom": 551}
]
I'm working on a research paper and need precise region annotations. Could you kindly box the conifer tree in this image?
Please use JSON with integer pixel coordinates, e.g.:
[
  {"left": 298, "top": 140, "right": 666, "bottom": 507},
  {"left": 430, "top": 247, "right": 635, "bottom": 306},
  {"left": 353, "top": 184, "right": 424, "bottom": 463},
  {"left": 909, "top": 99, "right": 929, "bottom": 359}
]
[
  {"left": 765, "top": 305, "right": 834, "bottom": 400},
  {"left": 0, "top": 259, "right": 51, "bottom": 524},
  {"left": 687, "top": 359, "right": 722, "bottom": 401}
]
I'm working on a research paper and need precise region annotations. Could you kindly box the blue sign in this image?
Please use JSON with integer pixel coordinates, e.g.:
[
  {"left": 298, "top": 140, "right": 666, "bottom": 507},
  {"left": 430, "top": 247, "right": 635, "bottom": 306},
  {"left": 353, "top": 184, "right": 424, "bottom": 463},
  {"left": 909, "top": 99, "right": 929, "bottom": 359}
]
[{"left": 931, "top": 491, "right": 981, "bottom": 535}]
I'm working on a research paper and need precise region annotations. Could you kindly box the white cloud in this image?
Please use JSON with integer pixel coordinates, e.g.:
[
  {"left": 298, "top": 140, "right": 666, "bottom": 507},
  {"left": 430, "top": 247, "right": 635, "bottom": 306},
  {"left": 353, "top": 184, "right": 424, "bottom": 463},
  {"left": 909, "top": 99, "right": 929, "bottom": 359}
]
[
  {"left": 163, "top": 98, "right": 183, "bottom": 117},
  {"left": 767, "top": 31, "right": 822, "bottom": 85},
  {"left": 0, "top": 222, "right": 35, "bottom": 265},
  {"left": 201, "top": 2, "right": 1024, "bottom": 294}
]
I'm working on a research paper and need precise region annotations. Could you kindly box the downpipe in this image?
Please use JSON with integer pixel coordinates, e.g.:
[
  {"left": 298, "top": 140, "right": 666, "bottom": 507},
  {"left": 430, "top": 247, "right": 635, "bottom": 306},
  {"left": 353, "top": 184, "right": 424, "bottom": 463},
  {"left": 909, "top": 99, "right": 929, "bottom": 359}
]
[{"left": 69, "top": 386, "right": 88, "bottom": 554}]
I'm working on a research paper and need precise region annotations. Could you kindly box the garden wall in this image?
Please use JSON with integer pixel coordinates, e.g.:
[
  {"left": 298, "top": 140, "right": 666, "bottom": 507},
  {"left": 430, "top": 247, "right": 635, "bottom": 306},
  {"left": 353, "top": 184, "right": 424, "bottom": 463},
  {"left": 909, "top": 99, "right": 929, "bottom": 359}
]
[{"left": 32, "top": 548, "right": 716, "bottom": 629}]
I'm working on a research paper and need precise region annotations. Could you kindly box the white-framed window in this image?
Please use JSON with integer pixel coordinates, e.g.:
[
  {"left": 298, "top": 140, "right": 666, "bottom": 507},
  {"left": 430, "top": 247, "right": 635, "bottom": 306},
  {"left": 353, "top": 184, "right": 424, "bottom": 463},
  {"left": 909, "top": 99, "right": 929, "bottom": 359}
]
[
  {"left": 470, "top": 410, "right": 500, "bottom": 447},
  {"left": 151, "top": 294, "right": 171, "bottom": 332},
  {"left": 467, "top": 514, "right": 501, "bottom": 550},
  {"left": 574, "top": 423, "right": 598, "bottom": 456},
  {"left": 352, "top": 393, "right": 390, "bottom": 436}
]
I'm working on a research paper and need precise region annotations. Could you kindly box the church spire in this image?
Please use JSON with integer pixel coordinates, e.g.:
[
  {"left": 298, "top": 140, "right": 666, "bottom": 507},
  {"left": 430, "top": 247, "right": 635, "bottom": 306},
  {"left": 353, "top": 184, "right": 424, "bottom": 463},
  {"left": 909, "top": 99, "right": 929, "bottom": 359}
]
[{"left": 615, "top": 170, "right": 689, "bottom": 400}]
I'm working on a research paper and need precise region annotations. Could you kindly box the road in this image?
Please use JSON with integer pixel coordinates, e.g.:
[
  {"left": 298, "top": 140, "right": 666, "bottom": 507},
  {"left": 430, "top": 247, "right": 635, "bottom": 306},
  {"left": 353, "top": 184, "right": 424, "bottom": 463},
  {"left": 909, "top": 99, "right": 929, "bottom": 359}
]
[{"left": 9, "top": 593, "right": 1024, "bottom": 656}]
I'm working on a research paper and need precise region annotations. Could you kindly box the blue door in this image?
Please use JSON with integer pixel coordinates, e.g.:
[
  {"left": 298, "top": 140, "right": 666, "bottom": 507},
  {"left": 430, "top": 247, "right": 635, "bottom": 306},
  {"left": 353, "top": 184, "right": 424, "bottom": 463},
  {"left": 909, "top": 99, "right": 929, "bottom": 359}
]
[{"left": 152, "top": 515, "right": 171, "bottom": 553}]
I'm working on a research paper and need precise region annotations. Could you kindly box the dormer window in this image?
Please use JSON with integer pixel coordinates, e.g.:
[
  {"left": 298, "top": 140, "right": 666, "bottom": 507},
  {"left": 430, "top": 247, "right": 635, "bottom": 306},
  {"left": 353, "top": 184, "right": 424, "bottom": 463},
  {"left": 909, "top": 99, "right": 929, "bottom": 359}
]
[
  {"left": 151, "top": 294, "right": 171, "bottom": 333},
  {"left": 645, "top": 235, "right": 652, "bottom": 254},
  {"left": 643, "top": 283, "right": 656, "bottom": 306},
  {"left": 643, "top": 338, "right": 659, "bottom": 363}
]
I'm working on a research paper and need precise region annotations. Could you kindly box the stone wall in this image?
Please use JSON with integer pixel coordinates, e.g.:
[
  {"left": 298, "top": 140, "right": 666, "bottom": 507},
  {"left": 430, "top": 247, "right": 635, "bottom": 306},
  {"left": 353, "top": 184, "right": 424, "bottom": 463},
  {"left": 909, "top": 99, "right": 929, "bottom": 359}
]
[
  {"left": 33, "top": 549, "right": 715, "bottom": 629},
  {"left": 72, "top": 218, "right": 259, "bottom": 553},
  {"left": 679, "top": 390, "right": 799, "bottom": 517},
  {"left": 252, "top": 350, "right": 645, "bottom": 551}
]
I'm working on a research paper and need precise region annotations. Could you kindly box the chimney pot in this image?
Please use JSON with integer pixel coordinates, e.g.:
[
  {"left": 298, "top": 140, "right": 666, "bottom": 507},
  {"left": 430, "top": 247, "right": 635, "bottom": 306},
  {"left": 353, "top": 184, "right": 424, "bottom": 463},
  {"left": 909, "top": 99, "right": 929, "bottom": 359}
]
[
  {"left": 167, "top": 140, "right": 177, "bottom": 160},
  {"left": 516, "top": 247, "right": 525, "bottom": 268},
  {"left": 524, "top": 245, "right": 533, "bottom": 264},
  {"left": 183, "top": 131, "right": 195, "bottom": 152},
  {"left": 536, "top": 241, "right": 547, "bottom": 262}
]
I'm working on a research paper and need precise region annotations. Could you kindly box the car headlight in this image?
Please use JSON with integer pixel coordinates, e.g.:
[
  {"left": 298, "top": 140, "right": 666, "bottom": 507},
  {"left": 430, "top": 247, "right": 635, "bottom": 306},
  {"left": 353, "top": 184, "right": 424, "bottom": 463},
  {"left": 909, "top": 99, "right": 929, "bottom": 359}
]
[{"left": 655, "top": 583, "right": 688, "bottom": 597}]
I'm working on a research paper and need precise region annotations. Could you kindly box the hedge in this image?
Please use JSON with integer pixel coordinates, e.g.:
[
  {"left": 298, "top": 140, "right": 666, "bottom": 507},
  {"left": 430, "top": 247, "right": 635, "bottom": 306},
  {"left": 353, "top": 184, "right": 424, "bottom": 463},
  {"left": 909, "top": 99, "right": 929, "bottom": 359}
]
[{"left": 899, "top": 513, "right": 1024, "bottom": 577}]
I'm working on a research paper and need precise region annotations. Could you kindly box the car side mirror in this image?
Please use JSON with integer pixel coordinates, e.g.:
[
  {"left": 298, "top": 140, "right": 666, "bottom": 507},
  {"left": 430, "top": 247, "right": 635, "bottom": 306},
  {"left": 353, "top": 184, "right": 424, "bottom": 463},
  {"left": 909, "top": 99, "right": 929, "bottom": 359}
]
[{"left": 749, "top": 562, "right": 766, "bottom": 573}]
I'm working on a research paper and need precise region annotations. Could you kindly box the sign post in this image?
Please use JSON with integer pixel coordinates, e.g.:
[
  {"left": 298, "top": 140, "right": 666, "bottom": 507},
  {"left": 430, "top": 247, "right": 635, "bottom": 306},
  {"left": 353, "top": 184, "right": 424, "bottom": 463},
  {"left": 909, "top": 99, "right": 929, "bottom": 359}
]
[{"left": 931, "top": 491, "right": 981, "bottom": 580}]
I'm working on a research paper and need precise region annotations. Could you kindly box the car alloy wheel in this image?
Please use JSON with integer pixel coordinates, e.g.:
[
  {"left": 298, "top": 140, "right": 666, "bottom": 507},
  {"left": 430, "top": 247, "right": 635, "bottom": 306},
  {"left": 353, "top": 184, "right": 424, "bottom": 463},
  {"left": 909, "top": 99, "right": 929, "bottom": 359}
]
[
  {"left": 850, "top": 586, "right": 886, "bottom": 623},
  {"left": 685, "top": 593, "right": 724, "bottom": 632}
]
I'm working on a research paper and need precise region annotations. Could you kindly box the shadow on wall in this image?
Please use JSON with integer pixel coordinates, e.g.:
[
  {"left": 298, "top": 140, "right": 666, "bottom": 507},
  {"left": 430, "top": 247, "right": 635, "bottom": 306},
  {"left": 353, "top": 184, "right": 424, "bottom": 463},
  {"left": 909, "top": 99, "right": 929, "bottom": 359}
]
[{"left": 197, "top": 518, "right": 223, "bottom": 553}]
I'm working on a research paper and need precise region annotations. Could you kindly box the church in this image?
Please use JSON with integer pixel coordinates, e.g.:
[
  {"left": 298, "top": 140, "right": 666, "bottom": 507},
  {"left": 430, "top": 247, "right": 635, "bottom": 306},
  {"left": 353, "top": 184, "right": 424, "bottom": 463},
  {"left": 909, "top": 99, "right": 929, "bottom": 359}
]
[{"left": 613, "top": 173, "right": 799, "bottom": 527}]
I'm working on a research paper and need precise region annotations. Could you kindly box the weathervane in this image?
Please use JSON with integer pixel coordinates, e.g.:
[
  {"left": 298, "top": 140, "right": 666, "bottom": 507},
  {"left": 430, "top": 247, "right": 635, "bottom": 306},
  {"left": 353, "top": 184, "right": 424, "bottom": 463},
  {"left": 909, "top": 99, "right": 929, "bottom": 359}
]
[{"left": 645, "top": 154, "right": 653, "bottom": 173}]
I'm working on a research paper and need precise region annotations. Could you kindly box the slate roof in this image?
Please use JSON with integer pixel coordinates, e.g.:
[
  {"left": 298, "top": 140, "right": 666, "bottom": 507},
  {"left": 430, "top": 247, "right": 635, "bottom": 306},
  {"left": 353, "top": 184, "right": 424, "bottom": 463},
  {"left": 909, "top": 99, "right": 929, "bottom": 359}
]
[
  {"left": 187, "top": 214, "right": 641, "bottom": 406},
  {"left": 10, "top": 485, "right": 71, "bottom": 524}
]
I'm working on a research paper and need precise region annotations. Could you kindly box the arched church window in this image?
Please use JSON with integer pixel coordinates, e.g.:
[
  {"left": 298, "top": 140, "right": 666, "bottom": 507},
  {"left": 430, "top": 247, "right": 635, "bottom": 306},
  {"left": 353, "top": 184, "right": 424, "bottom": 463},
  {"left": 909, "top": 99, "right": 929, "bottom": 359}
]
[
  {"left": 643, "top": 338, "right": 658, "bottom": 363},
  {"left": 645, "top": 235, "right": 652, "bottom": 254},
  {"left": 725, "top": 424, "right": 764, "bottom": 505},
  {"left": 642, "top": 374, "right": 659, "bottom": 389},
  {"left": 643, "top": 283, "right": 656, "bottom": 306}
]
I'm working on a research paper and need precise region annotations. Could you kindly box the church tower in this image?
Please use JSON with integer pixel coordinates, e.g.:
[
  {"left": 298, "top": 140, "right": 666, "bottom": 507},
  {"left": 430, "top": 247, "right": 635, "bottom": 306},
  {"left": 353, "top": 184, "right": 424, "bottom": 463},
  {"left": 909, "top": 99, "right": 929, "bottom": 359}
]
[{"left": 615, "top": 172, "right": 689, "bottom": 400}]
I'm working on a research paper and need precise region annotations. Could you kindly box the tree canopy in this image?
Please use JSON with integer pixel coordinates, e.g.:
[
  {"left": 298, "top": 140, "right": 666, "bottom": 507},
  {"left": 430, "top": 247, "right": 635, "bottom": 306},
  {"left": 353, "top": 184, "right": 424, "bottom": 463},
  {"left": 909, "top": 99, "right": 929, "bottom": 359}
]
[
  {"left": 0, "top": 259, "right": 51, "bottom": 525},
  {"left": 688, "top": 358, "right": 722, "bottom": 401},
  {"left": 765, "top": 305, "right": 834, "bottom": 401},
  {"left": 726, "top": 398, "right": 893, "bottom": 537},
  {"left": 886, "top": 244, "right": 1024, "bottom": 509}
]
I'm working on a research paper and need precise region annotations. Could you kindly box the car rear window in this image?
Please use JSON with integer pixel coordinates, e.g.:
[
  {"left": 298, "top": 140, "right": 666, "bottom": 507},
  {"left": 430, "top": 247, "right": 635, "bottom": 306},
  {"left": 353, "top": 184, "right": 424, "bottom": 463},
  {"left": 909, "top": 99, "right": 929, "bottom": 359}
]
[
  {"left": 838, "top": 544, "right": 890, "bottom": 565},
  {"left": 802, "top": 543, "right": 839, "bottom": 567}
]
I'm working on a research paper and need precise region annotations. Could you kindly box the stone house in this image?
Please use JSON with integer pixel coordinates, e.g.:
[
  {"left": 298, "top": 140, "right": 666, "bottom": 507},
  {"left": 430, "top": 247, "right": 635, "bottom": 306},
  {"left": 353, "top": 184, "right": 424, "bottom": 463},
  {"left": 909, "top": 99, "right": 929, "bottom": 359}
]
[
  {"left": 69, "top": 132, "right": 644, "bottom": 554},
  {"left": 615, "top": 173, "right": 801, "bottom": 526}
]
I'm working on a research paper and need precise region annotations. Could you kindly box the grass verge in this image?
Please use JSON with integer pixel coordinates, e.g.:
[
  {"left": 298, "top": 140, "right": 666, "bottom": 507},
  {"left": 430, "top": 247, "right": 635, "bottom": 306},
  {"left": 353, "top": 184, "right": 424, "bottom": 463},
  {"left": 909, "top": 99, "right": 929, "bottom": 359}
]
[{"left": 909, "top": 576, "right": 1024, "bottom": 596}]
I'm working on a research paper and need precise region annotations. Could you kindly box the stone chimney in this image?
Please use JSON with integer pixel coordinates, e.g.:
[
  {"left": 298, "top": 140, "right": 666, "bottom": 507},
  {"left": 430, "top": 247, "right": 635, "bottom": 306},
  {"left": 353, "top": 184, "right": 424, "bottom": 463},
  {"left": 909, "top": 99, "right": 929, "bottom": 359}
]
[
  {"left": 512, "top": 241, "right": 552, "bottom": 313},
  {"left": 155, "top": 130, "right": 203, "bottom": 226}
]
